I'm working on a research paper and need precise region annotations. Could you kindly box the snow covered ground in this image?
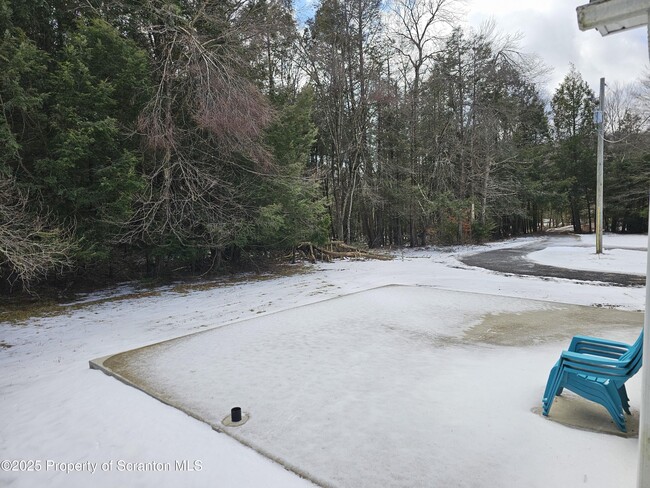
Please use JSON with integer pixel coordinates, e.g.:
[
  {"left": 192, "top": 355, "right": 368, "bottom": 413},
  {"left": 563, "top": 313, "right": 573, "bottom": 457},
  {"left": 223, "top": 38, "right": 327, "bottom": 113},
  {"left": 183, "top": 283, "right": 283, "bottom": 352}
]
[
  {"left": 0, "top": 234, "right": 647, "bottom": 488},
  {"left": 527, "top": 233, "right": 647, "bottom": 276}
]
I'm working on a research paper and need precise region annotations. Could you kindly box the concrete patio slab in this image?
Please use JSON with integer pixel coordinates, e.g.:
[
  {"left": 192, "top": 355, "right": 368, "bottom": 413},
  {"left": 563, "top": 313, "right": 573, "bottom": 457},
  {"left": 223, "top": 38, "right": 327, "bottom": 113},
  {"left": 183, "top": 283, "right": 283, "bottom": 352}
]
[{"left": 90, "top": 285, "right": 643, "bottom": 488}]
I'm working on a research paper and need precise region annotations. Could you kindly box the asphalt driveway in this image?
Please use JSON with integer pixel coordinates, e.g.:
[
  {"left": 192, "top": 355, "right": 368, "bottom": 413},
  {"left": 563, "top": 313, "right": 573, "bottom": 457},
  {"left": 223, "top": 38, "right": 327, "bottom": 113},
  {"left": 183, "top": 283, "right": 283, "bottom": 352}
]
[{"left": 460, "top": 235, "right": 645, "bottom": 287}]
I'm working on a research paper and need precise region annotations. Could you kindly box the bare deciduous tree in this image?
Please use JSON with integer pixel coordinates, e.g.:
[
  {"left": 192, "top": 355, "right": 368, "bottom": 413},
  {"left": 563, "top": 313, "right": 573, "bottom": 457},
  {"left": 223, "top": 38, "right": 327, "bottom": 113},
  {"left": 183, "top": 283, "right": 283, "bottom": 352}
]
[
  {"left": 389, "top": 0, "right": 460, "bottom": 243},
  {"left": 0, "top": 176, "right": 75, "bottom": 291}
]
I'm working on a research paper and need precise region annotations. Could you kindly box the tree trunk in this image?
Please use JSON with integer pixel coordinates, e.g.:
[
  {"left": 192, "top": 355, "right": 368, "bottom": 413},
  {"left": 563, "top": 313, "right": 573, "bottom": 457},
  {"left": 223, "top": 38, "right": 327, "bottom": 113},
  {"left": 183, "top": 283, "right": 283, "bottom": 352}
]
[{"left": 570, "top": 196, "right": 582, "bottom": 233}]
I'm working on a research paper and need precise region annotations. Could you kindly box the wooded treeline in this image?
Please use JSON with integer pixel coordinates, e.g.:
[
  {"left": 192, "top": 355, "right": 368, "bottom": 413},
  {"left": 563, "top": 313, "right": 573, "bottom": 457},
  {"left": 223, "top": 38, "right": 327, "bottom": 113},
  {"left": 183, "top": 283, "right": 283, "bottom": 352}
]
[{"left": 1, "top": 0, "right": 648, "bottom": 291}]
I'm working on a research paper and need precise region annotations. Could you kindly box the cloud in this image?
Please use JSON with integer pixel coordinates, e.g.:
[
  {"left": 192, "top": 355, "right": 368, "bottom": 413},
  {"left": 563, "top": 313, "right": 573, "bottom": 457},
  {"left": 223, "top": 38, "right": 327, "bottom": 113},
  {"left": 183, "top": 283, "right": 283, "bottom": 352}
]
[{"left": 463, "top": 0, "right": 648, "bottom": 95}]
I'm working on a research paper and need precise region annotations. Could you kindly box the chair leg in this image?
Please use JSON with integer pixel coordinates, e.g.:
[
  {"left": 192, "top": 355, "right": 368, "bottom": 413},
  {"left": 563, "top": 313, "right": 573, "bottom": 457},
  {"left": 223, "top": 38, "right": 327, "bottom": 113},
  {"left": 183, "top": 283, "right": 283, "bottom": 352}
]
[
  {"left": 542, "top": 364, "right": 561, "bottom": 416},
  {"left": 604, "top": 381, "right": 627, "bottom": 432},
  {"left": 617, "top": 384, "right": 631, "bottom": 415}
]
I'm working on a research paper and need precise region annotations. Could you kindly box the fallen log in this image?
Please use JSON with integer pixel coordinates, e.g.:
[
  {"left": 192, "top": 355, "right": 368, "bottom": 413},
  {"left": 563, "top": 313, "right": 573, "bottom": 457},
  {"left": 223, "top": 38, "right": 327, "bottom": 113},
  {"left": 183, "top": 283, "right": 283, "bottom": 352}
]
[{"left": 295, "top": 242, "right": 392, "bottom": 262}]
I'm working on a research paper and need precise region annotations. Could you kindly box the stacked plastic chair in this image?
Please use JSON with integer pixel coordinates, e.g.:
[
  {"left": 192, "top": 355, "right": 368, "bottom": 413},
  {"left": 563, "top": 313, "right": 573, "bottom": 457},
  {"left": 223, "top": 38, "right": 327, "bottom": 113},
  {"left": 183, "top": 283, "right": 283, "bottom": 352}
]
[{"left": 542, "top": 330, "right": 643, "bottom": 432}]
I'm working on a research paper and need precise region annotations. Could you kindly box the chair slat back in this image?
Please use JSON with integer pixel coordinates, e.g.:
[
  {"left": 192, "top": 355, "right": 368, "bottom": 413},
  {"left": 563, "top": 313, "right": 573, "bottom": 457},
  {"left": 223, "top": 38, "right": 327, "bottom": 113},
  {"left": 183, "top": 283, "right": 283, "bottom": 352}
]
[
  {"left": 622, "top": 329, "right": 643, "bottom": 358},
  {"left": 621, "top": 329, "right": 643, "bottom": 375}
]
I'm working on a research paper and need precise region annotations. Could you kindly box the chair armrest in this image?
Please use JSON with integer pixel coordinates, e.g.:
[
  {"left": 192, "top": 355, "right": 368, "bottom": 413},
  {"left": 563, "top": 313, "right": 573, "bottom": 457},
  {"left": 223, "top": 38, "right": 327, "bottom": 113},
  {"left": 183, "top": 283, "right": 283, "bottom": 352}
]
[
  {"left": 562, "top": 350, "right": 623, "bottom": 364},
  {"left": 560, "top": 350, "right": 633, "bottom": 377}
]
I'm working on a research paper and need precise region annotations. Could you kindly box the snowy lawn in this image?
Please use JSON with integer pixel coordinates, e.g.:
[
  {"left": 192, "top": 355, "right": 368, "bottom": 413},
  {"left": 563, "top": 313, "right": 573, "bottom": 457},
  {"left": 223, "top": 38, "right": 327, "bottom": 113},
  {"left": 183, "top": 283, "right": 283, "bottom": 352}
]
[
  {"left": 526, "top": 233, "right": 647, "bottom": 276},
  {"left": 0, "top": 235, "right": 647, "bottom": 488}
]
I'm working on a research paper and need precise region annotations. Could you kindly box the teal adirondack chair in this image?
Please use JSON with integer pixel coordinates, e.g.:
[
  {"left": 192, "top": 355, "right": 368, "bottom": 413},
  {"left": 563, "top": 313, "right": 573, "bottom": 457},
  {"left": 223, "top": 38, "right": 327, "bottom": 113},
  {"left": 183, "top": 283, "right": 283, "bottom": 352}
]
[{"left": 542, "top": 330, "right": 643, "bottom": 432}]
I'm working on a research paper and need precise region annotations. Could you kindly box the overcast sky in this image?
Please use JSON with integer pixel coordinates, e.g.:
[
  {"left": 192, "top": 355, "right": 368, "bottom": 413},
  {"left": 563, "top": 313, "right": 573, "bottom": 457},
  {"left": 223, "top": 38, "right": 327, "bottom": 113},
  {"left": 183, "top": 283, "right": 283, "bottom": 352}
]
[
  {"left": 464, "top": 0, "right": 647, "bottom": 97},
  {"left": 294, "top": 0, "right": 648, "bottom": 97}
]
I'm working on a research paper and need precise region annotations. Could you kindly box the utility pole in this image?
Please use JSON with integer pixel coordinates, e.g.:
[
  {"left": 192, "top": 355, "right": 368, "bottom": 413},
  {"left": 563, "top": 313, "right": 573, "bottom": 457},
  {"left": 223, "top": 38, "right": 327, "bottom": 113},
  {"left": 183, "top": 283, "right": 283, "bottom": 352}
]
[{"left": 595, "top": 77, "right": 605, "bottom": 254}]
